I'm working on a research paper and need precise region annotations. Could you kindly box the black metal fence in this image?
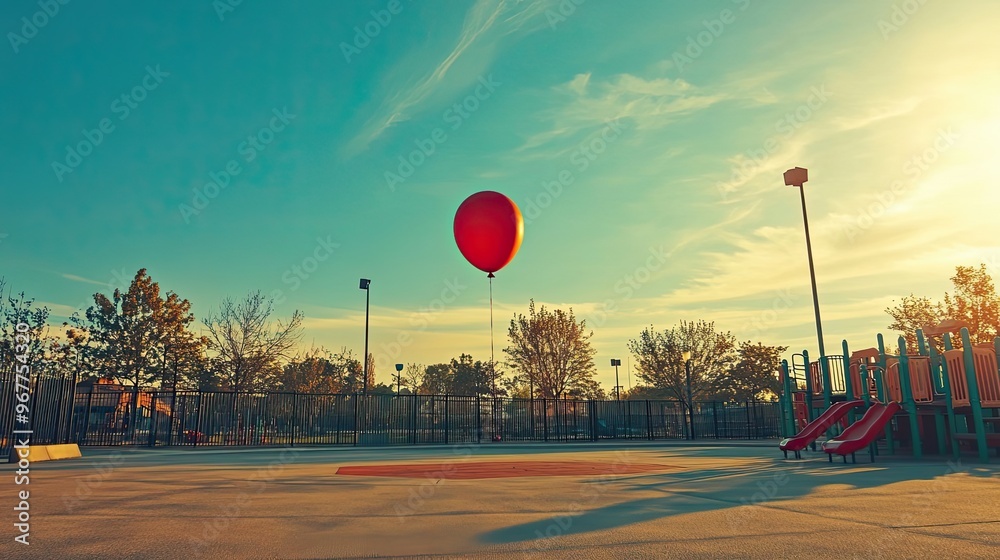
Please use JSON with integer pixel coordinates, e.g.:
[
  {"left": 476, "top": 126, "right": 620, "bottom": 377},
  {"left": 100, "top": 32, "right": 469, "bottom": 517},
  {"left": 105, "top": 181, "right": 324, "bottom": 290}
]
[
  {"left": 1, "top": 368, "right": 782, "bottom": 457},
  {"left": 1, "top": 363, "right": 80, "bottom": 459}
]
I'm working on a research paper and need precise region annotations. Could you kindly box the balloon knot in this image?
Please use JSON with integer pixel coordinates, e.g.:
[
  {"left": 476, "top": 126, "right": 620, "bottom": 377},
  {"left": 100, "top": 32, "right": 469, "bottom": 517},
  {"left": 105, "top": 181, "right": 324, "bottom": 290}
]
[{"left": 487, "top": 272, "right": 495, "bottom": 278}]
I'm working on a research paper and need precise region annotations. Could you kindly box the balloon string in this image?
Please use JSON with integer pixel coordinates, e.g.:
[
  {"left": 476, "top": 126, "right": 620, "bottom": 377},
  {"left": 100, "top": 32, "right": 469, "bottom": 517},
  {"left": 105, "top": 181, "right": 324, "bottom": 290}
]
[{"left": 489, "top": 273, "right": 496, "bottom": 397}]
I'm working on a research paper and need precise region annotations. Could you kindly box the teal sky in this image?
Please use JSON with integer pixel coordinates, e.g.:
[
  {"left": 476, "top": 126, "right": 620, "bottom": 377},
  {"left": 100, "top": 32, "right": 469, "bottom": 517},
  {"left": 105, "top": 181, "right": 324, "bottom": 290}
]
[{"left": 3, "top": 1, "right": 999, "bottom": 391}]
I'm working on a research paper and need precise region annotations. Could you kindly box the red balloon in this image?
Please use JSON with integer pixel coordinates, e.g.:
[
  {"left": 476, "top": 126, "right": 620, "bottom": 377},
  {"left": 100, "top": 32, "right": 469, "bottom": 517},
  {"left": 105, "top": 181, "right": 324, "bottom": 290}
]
[{"left": 454, "top": 191, "right": 524, "bottom": 275}]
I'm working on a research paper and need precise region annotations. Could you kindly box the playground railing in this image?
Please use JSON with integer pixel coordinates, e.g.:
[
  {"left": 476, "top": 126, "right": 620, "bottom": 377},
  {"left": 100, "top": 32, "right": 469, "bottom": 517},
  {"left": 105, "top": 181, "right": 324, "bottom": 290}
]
[
  {"left": 808, "top": 356, "right": 849, "bottom": 397},
  {"left": 971, "top": 347, "right": 1000, "bottom": 407},
  {"left": 885, "top": 356, "right": 935, "bottom": 404},
  {"left": 846, "top": 348, "right": 881, "bottom": 400},
  {"left": 847, "top": 361, "right": 878, "bottom": 400},
  {"left": 884, "top": 358, "right": 901, "bottom": 403},
  {"left": 824, "top": 356, "right": 847, "bottom": 394},
  {"left": 944, "top": 349, "right": 972, "bottom": 407},
  {"left": 907, "top": 356, "right": 936, "bottom": 403},
  {"left": 944, "top": 347, "right": 1000, "bottom": 408},
  {"left": 808, "top": 361, "right": 823, "bottom": 396}
]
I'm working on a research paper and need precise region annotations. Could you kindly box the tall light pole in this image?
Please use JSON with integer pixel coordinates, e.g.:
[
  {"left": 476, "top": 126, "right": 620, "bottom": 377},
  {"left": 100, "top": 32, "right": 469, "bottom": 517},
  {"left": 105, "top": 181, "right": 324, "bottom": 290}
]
[
  {"left": 682, "top": 350, "right": 694, "bottom": 440},
  {"left": 611, "top": 359, "right": 621, "bottom": 400},
  {"left": 359, "top": 278, "right": 371, "bottom": 395},
  {"left": 784, "top": 167, "right": 827, "bottom": 360},
  {"left": 395, "top": 363, "right": 403, "bottom": 394}
]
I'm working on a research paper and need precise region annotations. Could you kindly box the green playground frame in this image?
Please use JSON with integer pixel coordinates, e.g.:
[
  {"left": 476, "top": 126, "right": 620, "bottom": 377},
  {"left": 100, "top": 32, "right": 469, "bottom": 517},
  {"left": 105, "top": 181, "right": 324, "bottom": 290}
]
[{"left": 779, "top": 327, "right": 1000, "bottom": 461}]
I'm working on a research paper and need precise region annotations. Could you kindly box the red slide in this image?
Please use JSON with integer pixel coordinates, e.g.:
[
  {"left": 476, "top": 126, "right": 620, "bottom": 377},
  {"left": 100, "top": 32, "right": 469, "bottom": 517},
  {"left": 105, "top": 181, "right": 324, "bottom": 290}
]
[
  {"left": 779, "top": 400, "right": 864, "bottom": 458},
  {"left": 822, "top": 401, "right": 901, "bottom": 461}
]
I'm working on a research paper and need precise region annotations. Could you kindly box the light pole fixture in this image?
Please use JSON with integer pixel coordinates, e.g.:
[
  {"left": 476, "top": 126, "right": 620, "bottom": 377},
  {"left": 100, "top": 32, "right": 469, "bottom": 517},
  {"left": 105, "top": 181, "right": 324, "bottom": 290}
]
[
  {"left": 395, "top": 363, "right": 403, "bottom": 394},
  {"left": 359, "top": 278, "right": 371, "bottom": 396},
  {"left": 784, "top": 167, "right": 827, "bottom": 360},
  {"left": 682, "top": 350, "right": 694, "bottom": 440},
  {"left": 611, "top": 359, "right": 621, "bottom": 400}
]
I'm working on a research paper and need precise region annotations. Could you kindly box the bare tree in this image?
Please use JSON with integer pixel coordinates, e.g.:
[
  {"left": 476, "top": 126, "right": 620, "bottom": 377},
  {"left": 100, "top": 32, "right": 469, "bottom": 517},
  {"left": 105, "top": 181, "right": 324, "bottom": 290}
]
[
  {"left": 402, "top": 362, "right": 424, "bottom": 393},
  {"left": 203, "top": 291, "right": 304, "bottom": 391},
  {"left": 0, "top": 278, "right": 51, "bottom": 366}
]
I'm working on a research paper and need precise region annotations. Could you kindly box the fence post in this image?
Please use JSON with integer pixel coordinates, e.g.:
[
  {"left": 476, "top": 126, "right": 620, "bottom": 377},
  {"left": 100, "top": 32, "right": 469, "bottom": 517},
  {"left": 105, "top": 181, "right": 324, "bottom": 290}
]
[
  {"left": 645, "top": 400, "right": 652, "bottom": 440},
  {"left": 444, "top": 394, "right": 449, "bottom": 445},
  {"left": 542, "top": 397, "right": 549, "bottom": 441},
  {"left": 555, "top": 398, "right": 562, "bottom": 441},
  {"left": 691, "top": 401, "right": 697, "bottom": 440},
  {"left": 28, "top": 373, "right": 41, "bottom": 439},
  {"left": 147, "top": 392, "right": 158, "bottom": 447},
  {"left": 66, "top": 356, "right": 80, "bottom": 444},
  {"left": 713, "top": 402, "right": 719, "bottom": 439},
  {"left": 745, "top": 401, "right": 752, "bottom": 439},
  {"left": 51, "top": 370, "right": 65, "bottom": 444},
  {"left": 412, "top": 394, "right": 418, "bottom": 445},
  {"left": 193, "top": 391, "right": 203, "bottom": 447},
  {"left": 81, "top": 389, "right": 94, "bottom": 445},
  {"left": 576, "top": 399, "right": 581, "bottom": 439},
  {"left": 685, "top": 400, "right": 692, "bottom": 441},
  {"left": 129, "top": 385, "right": 141, "bottom": 445},
  {"left": 588, "top": 399, "right": 596, "bottom": 441},
  {"left": 491, "top": 396, "right": 498, "bottom": 442},
  {"left": 623, "top": 400, "right": 630, "bottom": 439},
  {"left": 177, "top": 394, "right": 187, "bottom": 447},
  {"left": 167, "top": 391, "right": 176, "bottom": 447},
  {"left": 353, "top": 394, "right": 360, "bottom": 446},
  {"left": 291, "top": 392, "right": 298, "bottom": 447}
]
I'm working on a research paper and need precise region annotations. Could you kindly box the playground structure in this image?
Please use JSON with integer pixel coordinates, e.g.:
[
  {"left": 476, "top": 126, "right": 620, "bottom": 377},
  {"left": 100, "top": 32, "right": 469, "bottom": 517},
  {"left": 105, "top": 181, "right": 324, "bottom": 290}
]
[{"left": 778, "top": 327, "right": 1000, "bottom": 462}]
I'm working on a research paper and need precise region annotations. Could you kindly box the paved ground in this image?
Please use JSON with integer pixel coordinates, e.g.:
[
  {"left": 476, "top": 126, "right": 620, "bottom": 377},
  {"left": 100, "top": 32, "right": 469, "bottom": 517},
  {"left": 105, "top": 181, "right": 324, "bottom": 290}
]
[{"left": 2, "top": 442, "right": 998, "bottom": 559}]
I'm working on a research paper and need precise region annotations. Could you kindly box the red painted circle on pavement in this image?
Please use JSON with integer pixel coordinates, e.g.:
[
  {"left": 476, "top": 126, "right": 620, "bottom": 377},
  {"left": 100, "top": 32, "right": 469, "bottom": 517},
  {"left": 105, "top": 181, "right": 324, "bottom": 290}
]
[{"left": 336, "top": 461, "right": 674, "bottom": 479}]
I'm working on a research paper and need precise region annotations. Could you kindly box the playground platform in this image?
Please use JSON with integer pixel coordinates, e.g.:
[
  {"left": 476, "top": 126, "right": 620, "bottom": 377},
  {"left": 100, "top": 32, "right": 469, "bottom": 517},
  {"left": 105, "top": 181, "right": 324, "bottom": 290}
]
[{"left": 3, "top": 442, "right": 998, "bottom": 559}]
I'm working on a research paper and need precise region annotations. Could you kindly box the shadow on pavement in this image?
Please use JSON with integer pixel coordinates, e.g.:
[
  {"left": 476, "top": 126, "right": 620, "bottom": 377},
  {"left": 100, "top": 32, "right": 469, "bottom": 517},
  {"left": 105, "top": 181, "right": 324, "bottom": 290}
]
[{"left": 479, "top": 452, "right": 1000, "bottom": 545}]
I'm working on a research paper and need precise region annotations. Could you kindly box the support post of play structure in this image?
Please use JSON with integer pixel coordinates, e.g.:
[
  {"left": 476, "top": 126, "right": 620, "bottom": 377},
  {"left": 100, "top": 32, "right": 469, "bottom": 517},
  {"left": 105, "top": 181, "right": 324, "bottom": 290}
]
[
  {"left": 960, "top": 328, "right": 989, "bottom": 462},
  {"left": 802, "top": 349, "right": 814, "bottom": 423},
  {"left": 941, "top": 332, "right": 960, "bottom": 457},
  {"left": 841, "top": 340, "right": 859, "bottom": 428},
  {"left": 874, "top": 334, "right": 888, "bottom": 403},
  {"left": 821, "top": 356, "right": 832, "bottom": 410},
  {"left": 859, "top": 365, "right": 871, "bottom": 408},
  {"left": 920, "top": 328, "right": 948, "bottom": 456},
  {"left": 780, "top": 359, "right": 795, "bottom": 437},
  {"left": 875, "top": 333, "right": 895, "bottom": 453},
  {"left": 841, "top": 340, "right": 854, "bottom": 402},
  {"left": 923, "top": 329, "right": 945, "bottom": 393},
  {"left": 898, "top": 337, "right": 922, "bottom": 459},
  {"left": 917, "top": 329, "right": 929, "bottom": 357}
]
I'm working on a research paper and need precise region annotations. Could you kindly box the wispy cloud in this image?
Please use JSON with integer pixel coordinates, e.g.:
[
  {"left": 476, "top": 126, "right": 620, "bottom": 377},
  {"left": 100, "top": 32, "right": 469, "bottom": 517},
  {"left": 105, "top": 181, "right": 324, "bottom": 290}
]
[
  {"left": 831, "top": 96, "right": 923, "bottom": 132},
  {"left": 62, "top": 273, "right": 110, "bottom": 286},
  {"left": 344, "top": 0, "right": 553, "bottom": 156},
  {"left": 516, "top": 72, "right": 729, "bottom": 156}
]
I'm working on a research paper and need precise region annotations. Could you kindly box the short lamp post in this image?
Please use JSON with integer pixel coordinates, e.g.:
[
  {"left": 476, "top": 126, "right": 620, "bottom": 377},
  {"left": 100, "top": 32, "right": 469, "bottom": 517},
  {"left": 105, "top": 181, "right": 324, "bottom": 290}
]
[
  {"left": 682, "top": 350, "right": 694, "bottom": 440},
  {"left": 611, "top": 359, "right": 622, "bottom": 400},
  {"left": 359, "top": 278, "right": 371, "bottom": 395},
  {"left": 395, "top": 363, "right": 403, "bottom": 394}
]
